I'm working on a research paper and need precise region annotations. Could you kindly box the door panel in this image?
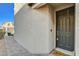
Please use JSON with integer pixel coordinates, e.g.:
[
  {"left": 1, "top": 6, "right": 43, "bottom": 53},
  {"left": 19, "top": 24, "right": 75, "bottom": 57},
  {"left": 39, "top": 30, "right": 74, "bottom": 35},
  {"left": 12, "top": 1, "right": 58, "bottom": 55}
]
[{"left": 56, "top": 6, "right": 75, "bottom": 51}]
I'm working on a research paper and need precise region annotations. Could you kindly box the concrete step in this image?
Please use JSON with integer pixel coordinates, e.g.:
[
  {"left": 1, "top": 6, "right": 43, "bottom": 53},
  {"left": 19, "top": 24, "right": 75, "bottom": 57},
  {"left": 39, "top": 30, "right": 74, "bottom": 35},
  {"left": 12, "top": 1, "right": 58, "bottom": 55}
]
[{"left": 50, "top": 49, "right": 69, "bottom": 56}]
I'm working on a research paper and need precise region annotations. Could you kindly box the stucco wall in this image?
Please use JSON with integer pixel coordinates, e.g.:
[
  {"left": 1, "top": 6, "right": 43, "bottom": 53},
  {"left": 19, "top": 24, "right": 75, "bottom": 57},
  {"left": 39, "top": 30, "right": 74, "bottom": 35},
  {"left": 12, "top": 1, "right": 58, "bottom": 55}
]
[
  {"left": 75, "top": 3, "right": 79, "bottom": 56},
  {"left": 14, "top": 4, "right": 55, "bottom": 54},
  {"left": 14, "top": 3, "right": 77, "bottom": 55},
  {"left": 48, "top": 5, "right": 56, "bottom": 52},
  {"left": 14, "top": 3, "right": 26, "bottom": 15}
]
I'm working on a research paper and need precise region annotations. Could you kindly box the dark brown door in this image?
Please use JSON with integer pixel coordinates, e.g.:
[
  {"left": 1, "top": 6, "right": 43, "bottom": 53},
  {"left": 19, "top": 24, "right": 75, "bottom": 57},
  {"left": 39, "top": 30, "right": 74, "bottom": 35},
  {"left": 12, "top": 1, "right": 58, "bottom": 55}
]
[{"left": 56, "top": 6, "right": 75, "bottom": 51}]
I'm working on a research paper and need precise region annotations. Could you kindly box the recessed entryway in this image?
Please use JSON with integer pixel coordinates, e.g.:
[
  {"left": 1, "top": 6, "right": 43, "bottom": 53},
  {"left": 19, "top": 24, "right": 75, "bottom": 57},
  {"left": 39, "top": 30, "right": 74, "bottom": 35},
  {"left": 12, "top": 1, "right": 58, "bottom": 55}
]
[{"left": 56, "top": 6, "right": 75, "bottom": 55}]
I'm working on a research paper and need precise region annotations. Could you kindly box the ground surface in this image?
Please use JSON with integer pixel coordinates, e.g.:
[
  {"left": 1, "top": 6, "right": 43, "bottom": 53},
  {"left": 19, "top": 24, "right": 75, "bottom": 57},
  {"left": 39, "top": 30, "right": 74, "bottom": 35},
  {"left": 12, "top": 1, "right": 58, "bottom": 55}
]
[
  {"left": 0, "top": 36, "right": 33, "bottom": 56},
  {"left": 0, "top": 38, "right": 7, "bottom": 56},
  {"left": 0, "top": 36, "right": 50, "bottom": 56},
  {"left": 0, "top": 36, "right": 63, "bottom": 56}
]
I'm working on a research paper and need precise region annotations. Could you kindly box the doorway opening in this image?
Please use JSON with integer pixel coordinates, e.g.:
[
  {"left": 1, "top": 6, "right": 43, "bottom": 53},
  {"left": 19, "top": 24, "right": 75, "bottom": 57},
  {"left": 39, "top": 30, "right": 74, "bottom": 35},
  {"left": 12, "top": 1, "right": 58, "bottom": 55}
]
[{"left": 56, "top": 6, "right": 75, "bottom": 54}]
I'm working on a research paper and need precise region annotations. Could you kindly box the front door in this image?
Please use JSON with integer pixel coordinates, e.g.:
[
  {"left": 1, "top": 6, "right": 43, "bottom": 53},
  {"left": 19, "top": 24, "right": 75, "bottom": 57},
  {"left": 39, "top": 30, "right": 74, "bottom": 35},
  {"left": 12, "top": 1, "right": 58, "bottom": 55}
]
[{"left": 56, "top": 6, "right": 75, "bottom": 51}]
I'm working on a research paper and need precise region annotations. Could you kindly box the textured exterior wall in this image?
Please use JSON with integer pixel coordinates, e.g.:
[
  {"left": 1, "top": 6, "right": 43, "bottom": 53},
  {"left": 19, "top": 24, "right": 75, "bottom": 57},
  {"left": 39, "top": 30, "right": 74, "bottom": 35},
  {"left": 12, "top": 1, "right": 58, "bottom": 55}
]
[
  {"left": 75, "top": 3, "right": 79, "bottom": 56},
  {"left": 14, "top": 4, "right": 54, "bottom": 54},
  {"left": 14, "top": 3, "right": 26, "bottom": 15}
]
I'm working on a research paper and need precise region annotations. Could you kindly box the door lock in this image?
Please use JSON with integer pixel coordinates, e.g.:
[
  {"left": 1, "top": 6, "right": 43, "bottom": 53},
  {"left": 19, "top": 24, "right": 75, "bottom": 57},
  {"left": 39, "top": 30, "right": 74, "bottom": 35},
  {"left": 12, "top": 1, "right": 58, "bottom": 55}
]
[{"left": 57, "top": 37, "right": 59, "bottom": 40}]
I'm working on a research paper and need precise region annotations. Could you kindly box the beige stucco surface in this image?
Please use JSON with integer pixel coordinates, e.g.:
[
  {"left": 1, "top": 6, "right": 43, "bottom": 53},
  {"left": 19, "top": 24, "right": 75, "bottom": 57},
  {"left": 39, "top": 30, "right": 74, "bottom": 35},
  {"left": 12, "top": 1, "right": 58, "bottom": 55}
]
[
  {"left": 14, "top": 3, "right": 25, "bottom": 15},
  {"left": 14, "top": 4, "right": 54, "bottom": 54},
  {"left": 14, "top": 3, "right": 79, "bottom": 55},
  {"left": 75, "top": 3, "right": 79, "bottom": 56}
]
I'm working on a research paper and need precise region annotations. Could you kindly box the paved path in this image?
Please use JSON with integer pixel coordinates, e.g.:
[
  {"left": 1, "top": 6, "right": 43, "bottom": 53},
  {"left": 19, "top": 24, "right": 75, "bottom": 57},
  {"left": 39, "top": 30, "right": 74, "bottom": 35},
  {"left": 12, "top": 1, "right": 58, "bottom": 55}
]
[
  {"left": 0, "top": 36, "right": 50, "bottom": 56},
  {"left": 4, "top": 36, "right": 32, "bottom": 56},
  {"left": 0, "top": 38, "right": 7, "bottom": 56}
]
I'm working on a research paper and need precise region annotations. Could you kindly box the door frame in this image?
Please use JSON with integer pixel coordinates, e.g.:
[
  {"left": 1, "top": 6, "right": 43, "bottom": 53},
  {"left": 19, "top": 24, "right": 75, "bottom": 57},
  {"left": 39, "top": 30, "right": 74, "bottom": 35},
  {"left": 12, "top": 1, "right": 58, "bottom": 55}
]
[{"left": 54, "top": 4, "right": 75, "bottom": 55}]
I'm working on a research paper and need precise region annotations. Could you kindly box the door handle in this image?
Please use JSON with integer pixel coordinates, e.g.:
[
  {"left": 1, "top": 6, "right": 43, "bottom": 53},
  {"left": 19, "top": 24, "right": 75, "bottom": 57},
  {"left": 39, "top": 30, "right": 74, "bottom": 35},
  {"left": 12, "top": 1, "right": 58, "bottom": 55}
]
[{"left": 57, "top": 37, "right": 59, "bottom": 40}]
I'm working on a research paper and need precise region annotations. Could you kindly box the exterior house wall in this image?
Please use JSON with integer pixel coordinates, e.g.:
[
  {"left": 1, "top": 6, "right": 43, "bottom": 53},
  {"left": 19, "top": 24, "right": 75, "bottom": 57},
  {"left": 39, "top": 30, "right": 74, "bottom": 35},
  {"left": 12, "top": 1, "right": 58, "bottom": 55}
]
[
  {"left": 2, "top": 22, "right": 14, "bottom": 34},
  {"left": 14, "top": 4, "right": 55, "bottom": 54},
  {"left": 47, "top": 5, "right": 56, "bottom": 51},
  {"left": 14, "top": 3, "right": 26, "bottom": 15},
  {"left": 14, "top": 3, "right": 77, "bottom": 55},
  {"left": 75, "top": 3, "right": 79, "bottom": 56}
]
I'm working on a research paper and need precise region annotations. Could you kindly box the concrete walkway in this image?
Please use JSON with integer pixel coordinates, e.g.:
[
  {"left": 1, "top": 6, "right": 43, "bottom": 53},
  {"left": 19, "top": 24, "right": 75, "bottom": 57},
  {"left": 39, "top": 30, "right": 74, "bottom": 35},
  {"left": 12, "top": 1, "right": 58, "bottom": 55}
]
[
  {"left": 0, "top": 39, "right": 7, "bottom": 56},
  {"left": 0, "top": 36, "right": 50, "bottom": 56},
  {"left": 0, "top": 36, "right": 33, "bottom": 56},
  {"left": 4, "top": 36, "right": 33, "bottom": 56}
]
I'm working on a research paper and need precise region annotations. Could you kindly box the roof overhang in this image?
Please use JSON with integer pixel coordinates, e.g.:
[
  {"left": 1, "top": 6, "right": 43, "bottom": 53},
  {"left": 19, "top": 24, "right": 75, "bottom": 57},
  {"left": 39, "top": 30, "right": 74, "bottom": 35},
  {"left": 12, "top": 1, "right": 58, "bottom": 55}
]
[
  {"left": 31, "top": 3, "right": 46, "bottom": 9},
  {"left": 14, "top": 3, "right": 47, "bottom": 15}
]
